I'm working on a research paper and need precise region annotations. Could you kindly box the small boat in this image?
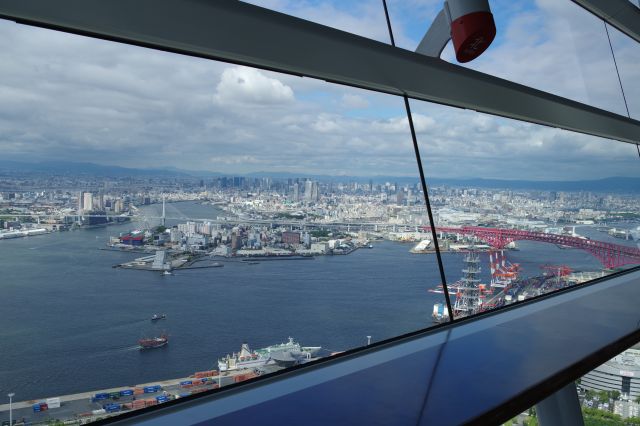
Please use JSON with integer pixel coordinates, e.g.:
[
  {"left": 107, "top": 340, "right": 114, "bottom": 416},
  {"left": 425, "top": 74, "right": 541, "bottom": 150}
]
[
  {"left": 162, "top": 270, "right": 172, "bottom": 275},
  {"left": 151, "top": 314, "right": 166, "bottom": 321},
  {"left": 139, "top": 333, "right": 168, "bottom": 349}
]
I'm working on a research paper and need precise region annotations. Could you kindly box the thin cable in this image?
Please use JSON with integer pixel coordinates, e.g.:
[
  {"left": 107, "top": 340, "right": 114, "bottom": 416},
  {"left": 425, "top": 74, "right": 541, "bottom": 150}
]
[
  {"left": 604, "top": 21, "right": 631, "bottom": 119},
  {"left": 381, "top": 0, "right": 453, "bottom": 322},
  {"left": 381, "top": 0, "right": 396, "bottom": 47},
  {"left": 603, "top": 22, "right": 640, "bottom": 164}
]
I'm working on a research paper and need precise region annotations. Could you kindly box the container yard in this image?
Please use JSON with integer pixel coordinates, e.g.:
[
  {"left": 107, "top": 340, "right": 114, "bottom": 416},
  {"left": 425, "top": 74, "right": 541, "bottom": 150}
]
[{"left": 0, "top": 366, "right": 280, "bottom": 425}]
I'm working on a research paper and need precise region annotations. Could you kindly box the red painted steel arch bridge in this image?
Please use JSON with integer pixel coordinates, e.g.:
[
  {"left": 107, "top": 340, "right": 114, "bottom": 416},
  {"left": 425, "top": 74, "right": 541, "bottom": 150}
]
[{"left": 430, "top": 226, "right": 640, "bottom": 270}]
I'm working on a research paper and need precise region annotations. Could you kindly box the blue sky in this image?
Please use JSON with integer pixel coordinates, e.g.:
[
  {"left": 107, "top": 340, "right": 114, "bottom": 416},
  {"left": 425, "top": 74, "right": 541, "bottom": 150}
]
[{"left": 0, "top": 1, "right": 638, "bottom": 180}]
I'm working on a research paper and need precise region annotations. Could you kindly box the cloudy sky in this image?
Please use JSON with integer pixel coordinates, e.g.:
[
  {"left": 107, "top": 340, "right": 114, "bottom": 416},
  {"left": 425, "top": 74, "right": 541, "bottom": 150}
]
[{"left": 0, "top": 0, "right": 639, "bottom": 180}]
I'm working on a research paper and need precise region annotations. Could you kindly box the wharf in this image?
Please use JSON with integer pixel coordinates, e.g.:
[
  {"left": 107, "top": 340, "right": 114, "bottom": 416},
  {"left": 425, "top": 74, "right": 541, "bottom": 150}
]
[{"left": 0, "top": 365, "right": 283, "bottom": 424}]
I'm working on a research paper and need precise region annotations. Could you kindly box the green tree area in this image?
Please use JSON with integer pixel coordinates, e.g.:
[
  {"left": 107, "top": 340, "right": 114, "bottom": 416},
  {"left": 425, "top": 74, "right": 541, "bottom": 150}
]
[
  {"left": 519, "top": 407, "right": 640, "bottom": 426},
  {"left": 583, "top": 407, "right": 625, "bottom": 425},
  {"left": 310, "top": 230, "right": 330, "bottom": 238},
  {"left": 273, "top": 212, "right": 304, "bottom": 219}
]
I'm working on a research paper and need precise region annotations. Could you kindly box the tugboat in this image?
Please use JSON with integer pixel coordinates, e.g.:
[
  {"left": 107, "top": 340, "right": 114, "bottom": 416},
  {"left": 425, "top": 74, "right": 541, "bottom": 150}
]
[
  {"left": 139, "top": 333, "right": 168, "bottom": 349},
  {"left": 150, "top": 314, "right": 166, "bottom": 321}
]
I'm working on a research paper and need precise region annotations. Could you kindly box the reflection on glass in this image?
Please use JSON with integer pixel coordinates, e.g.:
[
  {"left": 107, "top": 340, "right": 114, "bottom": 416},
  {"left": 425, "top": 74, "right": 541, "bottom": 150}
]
[
  {"left": 0, "top": 19, "right": 450, "bottom": 424},
  {"left": 241, "top": 0, "right": 391, "bottom": 43},
  {"left": 387, "top": 0, "right": 628, "bottom": 115},
  {"left": 575, "top": 344, "right": 640, "bottom": 422},
  {"left": 606, "top": 23, "right": 640, "bottom": 120},
  {"left": 407, "top": 99, "right": 640, "bottom": 320}
]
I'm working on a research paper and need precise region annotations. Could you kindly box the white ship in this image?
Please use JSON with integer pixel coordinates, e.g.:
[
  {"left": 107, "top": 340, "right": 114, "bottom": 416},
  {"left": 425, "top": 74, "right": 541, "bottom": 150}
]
[
  {"left": 257, "top": 337, "right": 321, "bottom": 358},
  {"left": 218, "top": 337, "right": 321, "bottom": 372},
  {"left": 410, "top": 239, "right": 432, "bottom": 253},
  {"left": 432, "top": 302, "right": 449, "bottom": 323},
  {"left": 218, "top": 343, "right": 270, "bottom": 372}
]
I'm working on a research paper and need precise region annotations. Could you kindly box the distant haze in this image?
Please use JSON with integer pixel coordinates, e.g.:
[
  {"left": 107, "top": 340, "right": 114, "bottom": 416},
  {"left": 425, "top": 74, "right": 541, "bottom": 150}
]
[{"left": 1, "top": 160, "right": 639, "bottom": 192}]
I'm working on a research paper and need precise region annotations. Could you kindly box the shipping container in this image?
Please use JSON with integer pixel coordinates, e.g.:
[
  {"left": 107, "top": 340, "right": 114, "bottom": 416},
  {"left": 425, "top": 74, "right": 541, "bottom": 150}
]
[
  {"left": 103, "top": 403, "right": 121, "bottom": 410},
  {"left": 94, "top": 393, "right": 109, "bottom": 400},
  {"left": 120, "top": 389, "right": 133, "bottom": 396},
  {"left": 46, "top": 397, "right": 61, "bottom": 409},
  {"left": 133, "top": 388, "right": 144, "bottom": 395},
  {"left": 180, "top": 380, "right": 192, "bottom": 386}
]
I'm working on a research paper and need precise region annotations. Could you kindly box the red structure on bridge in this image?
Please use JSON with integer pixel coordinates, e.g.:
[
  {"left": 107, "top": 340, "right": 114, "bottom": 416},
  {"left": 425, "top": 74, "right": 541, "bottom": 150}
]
[{"left": 432, "top": 226, "right": 640, "bottom": 270}]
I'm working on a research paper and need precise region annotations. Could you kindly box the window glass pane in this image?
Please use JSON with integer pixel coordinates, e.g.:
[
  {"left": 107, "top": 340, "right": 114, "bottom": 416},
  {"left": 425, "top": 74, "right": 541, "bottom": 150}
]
[
  {"left": 578, "top": 345, "right": 640, "bottom": 422},
  {"left": 607, "top": 23, "right": 640, "bottom": 121},
  {"left": 409, "top": 98, "right": 640, "bottom": 319},
  {"left": 241, "top": 0, "right": 392, "bottom": 43},
  {"left": 0, "top": 20, "right": 450, "bottom": 423},
  {"left": 387, "top": 0, "right": 629, "bottom": 116}
]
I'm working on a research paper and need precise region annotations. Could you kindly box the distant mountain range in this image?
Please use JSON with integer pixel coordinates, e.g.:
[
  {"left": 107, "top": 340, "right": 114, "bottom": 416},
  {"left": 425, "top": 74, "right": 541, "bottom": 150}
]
[
  {"left": 0, "top": 160, "right": 191, "bottom": 177},
  {"left": 0, "top": 160, "right": 638, "bottom": 192}
]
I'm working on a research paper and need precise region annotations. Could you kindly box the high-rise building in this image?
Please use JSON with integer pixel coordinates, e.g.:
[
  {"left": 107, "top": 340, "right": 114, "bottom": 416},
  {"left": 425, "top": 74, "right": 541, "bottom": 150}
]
[
  {"left": 231, "top": 233, "right": 242, "bottom": 250},
  {"left": 82, "top": 192, "right": 93, "bottom": 212},
  {"left": 304, "top": 179, "right": 313, "bottom": 202}
]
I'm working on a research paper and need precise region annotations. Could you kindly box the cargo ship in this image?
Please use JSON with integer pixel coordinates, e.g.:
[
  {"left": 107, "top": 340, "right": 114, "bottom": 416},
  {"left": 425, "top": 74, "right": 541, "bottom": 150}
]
[
  {"left": 139, "top": 334, "right": 168, "bottom": 349},
  {"left": 218, "top": 338, "right": 321, "bottom": 372},
  {"left": 218, "top": 343, "right": 269, "bottom": 372},
  {"left": 257, "top": 337, "right": 321, "bottom": 358},
  {"left": 150, "top": 314, "right": 166, "bottom": 321}
]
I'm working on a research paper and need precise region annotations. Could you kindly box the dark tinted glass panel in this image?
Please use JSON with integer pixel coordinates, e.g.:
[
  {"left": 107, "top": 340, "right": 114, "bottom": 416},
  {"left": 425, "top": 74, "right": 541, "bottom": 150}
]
[
  {"left": 409, "top": 98, "right": 640, "bottom": 319},
  {"left": 0, "top": 20, "right": 449, "bottom": 423}
]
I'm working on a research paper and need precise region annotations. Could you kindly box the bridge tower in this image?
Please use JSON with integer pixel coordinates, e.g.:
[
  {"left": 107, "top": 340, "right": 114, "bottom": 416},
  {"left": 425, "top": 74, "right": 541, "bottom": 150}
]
[{"left": 453, "top": 247, "right": 483, "bottom": 318}]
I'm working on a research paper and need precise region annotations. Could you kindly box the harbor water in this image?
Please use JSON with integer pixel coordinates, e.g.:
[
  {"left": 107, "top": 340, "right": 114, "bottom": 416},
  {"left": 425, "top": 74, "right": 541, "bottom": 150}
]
[{"left": 0, "top": 201, "right": 631, "bottom": 402}]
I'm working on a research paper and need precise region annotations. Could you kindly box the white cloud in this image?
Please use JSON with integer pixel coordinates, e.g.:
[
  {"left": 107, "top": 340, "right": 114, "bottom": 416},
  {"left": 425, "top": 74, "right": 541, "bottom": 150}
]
[
  {"left": 0, "top": 7, "right": 637, "bottom": 181},
  {"left": 341, "top": 94, "right": 369, "bottom": 109},
  {"left": 214, "top": 66, "right": 294, "bottom": 106},
  {"left": 374, "top": 114, "right": 435, "bottom": 134}
]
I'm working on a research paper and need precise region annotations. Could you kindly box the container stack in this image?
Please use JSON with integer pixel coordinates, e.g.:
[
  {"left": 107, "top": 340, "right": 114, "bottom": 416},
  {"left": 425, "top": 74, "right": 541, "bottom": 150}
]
[{"left": 143, "top": 385, "right": 162, "bottom": 394}]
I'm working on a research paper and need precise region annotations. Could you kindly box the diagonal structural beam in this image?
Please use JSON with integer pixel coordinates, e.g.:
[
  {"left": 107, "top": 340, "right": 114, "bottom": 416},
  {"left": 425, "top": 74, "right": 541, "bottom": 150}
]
[{"left": 0, "top": 0, "right": 639, "bottom": 145}]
